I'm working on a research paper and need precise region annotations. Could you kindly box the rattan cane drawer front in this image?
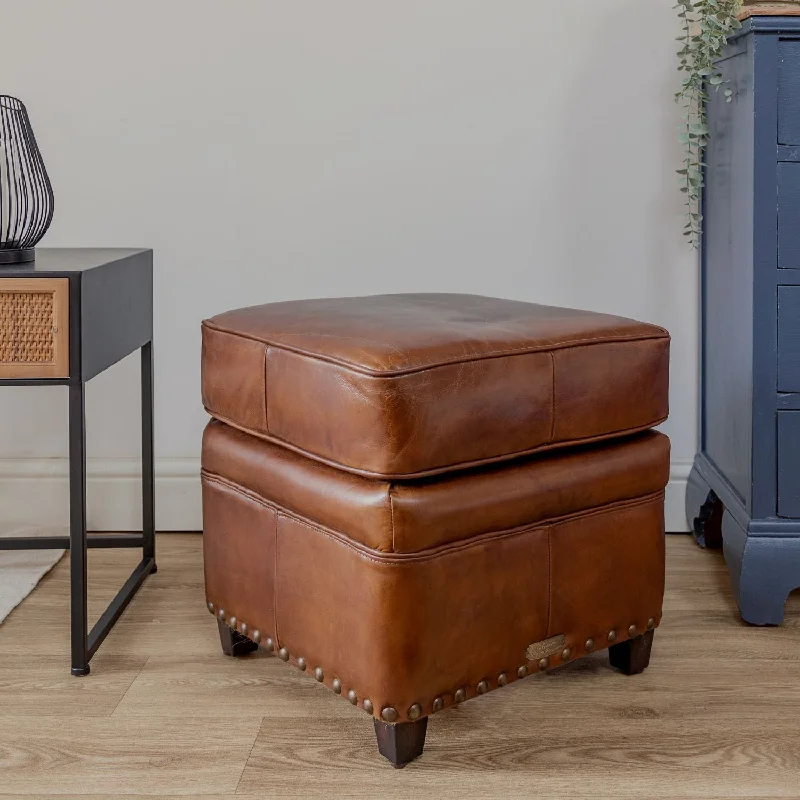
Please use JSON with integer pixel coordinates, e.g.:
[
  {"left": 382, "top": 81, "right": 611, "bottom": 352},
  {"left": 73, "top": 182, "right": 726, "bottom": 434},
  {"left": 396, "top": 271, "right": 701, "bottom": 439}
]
[{"left": 0, "top": 278, "right": 69, "bottom": 378}]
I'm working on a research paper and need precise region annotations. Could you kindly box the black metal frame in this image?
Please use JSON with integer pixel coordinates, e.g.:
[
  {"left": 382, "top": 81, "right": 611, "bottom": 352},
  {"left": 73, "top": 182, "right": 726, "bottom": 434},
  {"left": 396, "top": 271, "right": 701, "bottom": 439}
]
[{"left": 0, "top": 343, "right": 156, "bottom": 675}]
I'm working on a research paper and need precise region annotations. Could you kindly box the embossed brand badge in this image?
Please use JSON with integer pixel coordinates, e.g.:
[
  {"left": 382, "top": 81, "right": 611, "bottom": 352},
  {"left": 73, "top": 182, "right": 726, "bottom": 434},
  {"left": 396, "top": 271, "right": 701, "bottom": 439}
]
[{"left": 525, "top": 634, "right": 566, "bottom": 661}]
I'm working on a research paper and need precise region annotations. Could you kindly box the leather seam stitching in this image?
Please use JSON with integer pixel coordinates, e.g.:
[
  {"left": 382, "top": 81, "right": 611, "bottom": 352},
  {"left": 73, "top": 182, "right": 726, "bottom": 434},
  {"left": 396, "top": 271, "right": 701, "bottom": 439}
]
[
  {"left": 388, "top": 484, "right": 397, "bottom": 553},
  {"left": 203, "top": 409, "right": 669, "bottom": 480},
  {"left": 263, "top": 346, "right": 270, "bottom": 435},
  {"left": 546, "top": 527, "right": 552, "bottom": 638},
  {"left": 203, "top": 320, "right": 669, "bottom": 377},
  {"left": 202, "top": 471, "right": 664, "bottom": 565},
  {"left": 549, "top": 352, "right": 556, "bottom": 443},
  {"left": 273, "top": 510, "right": 280, "bottom": 647}
]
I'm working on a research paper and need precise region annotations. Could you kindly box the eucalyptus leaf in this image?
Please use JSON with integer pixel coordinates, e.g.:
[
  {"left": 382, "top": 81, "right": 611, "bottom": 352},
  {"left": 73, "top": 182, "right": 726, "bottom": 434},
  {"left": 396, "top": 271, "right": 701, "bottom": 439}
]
[{"left": 675, "top": 0, "right": 741, "bottom": 247}]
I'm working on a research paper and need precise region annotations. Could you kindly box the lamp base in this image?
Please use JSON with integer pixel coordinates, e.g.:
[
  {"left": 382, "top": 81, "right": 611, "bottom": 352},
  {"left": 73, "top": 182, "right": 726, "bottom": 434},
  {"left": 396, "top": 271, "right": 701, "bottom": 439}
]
[{"left": 0, "top": 248, "right": 35, "bottom": 265}]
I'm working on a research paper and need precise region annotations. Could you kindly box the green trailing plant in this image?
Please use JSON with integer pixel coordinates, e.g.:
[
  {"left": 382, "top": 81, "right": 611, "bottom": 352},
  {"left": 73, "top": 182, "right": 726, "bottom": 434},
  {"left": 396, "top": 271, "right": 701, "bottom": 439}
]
[{"left": 675, "top": 0, "right": 741, "bottom": 247}]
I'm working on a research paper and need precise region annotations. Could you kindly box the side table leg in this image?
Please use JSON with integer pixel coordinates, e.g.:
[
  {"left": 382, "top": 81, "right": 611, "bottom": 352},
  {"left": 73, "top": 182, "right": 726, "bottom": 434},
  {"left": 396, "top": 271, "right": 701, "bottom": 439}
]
[
  {"left": 69, "top": 382, "right": 90, "bottom": 676},
  {"left": 141, "top": 342, "right": 156, "bottom": 572}
]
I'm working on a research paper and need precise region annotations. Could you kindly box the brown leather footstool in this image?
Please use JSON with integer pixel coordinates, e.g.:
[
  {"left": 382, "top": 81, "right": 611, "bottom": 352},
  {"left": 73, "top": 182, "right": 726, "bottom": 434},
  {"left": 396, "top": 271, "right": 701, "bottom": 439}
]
[{"left": 200, "top": 294, "right": 670, "bottom": 767}]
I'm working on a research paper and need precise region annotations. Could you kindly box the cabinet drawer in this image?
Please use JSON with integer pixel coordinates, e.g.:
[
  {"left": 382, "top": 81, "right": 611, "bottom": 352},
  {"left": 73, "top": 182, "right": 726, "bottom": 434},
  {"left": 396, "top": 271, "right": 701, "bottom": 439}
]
[
  {"left": 778, "top": 286, "right": 800, "bottom": 391},
  {"left": 0, "top": 278, "right": 69, "bottom": 378},
  {"left": 779, "top": 411, "right": 800, "bottom": 517},
  {"left": 779, "top": 40, "right": 800, "bottom": 145},
  {"left": 778, "top": 163, "right": 800, "bottom": 269}
]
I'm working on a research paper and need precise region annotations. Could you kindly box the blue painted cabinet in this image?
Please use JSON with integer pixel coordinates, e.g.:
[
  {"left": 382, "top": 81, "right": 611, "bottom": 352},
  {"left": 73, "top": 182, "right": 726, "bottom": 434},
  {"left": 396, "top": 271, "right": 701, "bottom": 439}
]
[{"left": 686, "top": 16, "right": 800, "bottom": 625}]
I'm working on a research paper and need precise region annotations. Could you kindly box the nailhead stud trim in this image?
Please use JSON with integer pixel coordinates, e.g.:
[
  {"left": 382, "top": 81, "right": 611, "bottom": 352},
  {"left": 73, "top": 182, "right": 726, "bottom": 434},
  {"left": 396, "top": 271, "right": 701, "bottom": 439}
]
[
  {"left": 217, "top": 608, "right": 226, "bottom": 621},
  {"left": 207, "top": 601, "right": 214, "bottom": 614},
  {"left": 240, "top": 622, "right": 247, "bottom": 635},
  {"left": 262, "top": 620, "right": 664, "bottom": 721},
  {"left": 251, "top": 630, "right": 261, "bottom": 643},
  {"left": 229, "top": 616, "right": 237, "bottom": 629}
]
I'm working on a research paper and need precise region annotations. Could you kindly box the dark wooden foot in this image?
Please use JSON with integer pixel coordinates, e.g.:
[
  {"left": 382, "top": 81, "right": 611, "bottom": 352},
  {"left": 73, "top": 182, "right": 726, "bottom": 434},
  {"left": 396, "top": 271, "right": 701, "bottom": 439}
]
[
  {"left": 693, "top": 492, "right": 724, "bottom": 549},
  {"left": 686, "top": 466, "right": 723, "bottom": 549},
  {"left": 218, "top": 619, "right": 258, "bottom": 656},
  {"left": 609, "top": 629, "right": 654, "bottom": 675},
  {"left": 374, "top": 718, "right": 428, "bottom": 768}
]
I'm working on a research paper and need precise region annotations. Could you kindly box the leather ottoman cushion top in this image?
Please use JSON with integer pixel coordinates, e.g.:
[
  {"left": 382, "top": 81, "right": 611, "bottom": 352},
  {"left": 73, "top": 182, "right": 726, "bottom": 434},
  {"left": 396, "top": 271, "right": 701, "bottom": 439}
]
[{"left": 202, "top": 293, "right": 670, "bottom": 478}]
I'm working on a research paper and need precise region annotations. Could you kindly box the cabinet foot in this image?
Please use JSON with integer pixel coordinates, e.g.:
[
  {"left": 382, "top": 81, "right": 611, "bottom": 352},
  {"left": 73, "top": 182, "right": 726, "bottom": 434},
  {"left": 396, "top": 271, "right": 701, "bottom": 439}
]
[{"left": 686, "top": 464, "right": 723, "bottom": 549}]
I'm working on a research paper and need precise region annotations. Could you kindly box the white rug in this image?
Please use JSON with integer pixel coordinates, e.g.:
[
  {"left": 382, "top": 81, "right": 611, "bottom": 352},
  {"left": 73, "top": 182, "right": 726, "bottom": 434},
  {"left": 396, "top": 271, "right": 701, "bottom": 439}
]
[{"left": 0, "top": 526, "right": 66, "bottom": 624}]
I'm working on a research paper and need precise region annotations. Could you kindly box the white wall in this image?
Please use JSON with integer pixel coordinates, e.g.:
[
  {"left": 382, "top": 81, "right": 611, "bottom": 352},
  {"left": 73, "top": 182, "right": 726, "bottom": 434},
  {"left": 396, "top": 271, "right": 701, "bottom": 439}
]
[{"left": 0, "top": 0, "right": 697, "bottom": 531}]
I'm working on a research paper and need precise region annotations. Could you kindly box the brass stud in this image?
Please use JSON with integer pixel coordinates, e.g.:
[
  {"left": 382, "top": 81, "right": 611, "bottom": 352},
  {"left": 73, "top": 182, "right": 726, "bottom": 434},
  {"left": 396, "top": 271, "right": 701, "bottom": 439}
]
[
  {"left": 207, "top": 601, "right": 214, "bottom": 614},
  {"left": 240, "top": 622, "right": 248, "bottom": 635},
  {"left": 408, "top": 703, "right": 422, "bottom": 720},
  {"left": 607, "top": 630, "right": 617, "bottom": 643},
  {"left": 497, "top": 672, "right": 508, "bottom": 687},
  {"left": 296, "top": 657, "right": 307, "bottom": 671},
  {"left": 251, "top": 630, "right": 261, "bottom": 643},
  {"left": 476, "top": 680, "right": 488, "bottom": 695},
  {"left": 628, "top": 624, "right": 637, "bottom": 638},
  {"left": 585, "top": 638, "right": 595, "bottom": 652},
  {"left": 518, "top": 665, "right": 528, "bottom": 679},
  {"left": 332, "top": 678, "right": 342, "bottom": 694},
  {"left": 363, "top": 699, "right": 373, "bottom": 715},
  {"left": 454, "top": 687, "right": 467, "bottom": 704},
  {"left": 562, "top": 647, "right": 572, "bottom": 661},
  {"left": 314, "top": 667, "right": 324, "bottom": 682},
  {"left": 278, "top": 648, "right": 290, "bottom": 662},
  {"left": 265, "top": 637, "right": 274, "bottom": 651},
  {"left": 382, "top": 706, "right": 398, "bottom": 722},
  {"left": 538, "top": 657, "right": 549, "bottom": 671},
  {"left": 647, "top": 617, "right": 656, "bottom": 630},
  {"left": 347, "top": 689, "right": 358, "bottom": 705},
  {"left": 432, "top": 696, "right": 444, "bottom": 713},
  {"left": 217, "top": 608, "right": 226, "bottom": 621},
  {"left": 229, "top": 616, "right": 237, "bottom": 629}
]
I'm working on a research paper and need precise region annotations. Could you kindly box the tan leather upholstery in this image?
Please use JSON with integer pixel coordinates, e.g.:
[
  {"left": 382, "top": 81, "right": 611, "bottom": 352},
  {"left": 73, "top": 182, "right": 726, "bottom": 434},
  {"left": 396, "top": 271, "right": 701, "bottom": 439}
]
[
  {"left": 202, "top": 294, "right": 670, "bottom": 478},
  {"left": 200, "top": 293, "right": 671, "bottom": 731},
  {"left": 203, "top": 419, "right": 669, "bottom": 553},
  {"left": 202, "top": 432, "right": 667, "bottom": 723}
]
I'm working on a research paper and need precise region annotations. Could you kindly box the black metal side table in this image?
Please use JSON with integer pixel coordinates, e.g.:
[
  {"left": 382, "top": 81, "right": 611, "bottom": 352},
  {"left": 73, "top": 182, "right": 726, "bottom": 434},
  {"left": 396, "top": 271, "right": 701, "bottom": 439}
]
[{"left": 0, "top": 248, "right": 155, "bottom": 675}]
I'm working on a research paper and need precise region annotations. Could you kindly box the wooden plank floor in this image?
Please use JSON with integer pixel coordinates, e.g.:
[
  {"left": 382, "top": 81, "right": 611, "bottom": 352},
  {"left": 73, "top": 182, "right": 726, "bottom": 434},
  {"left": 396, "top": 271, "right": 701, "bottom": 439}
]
[{"left": 0, "top": 534, "right": 798, "bottom": 799}]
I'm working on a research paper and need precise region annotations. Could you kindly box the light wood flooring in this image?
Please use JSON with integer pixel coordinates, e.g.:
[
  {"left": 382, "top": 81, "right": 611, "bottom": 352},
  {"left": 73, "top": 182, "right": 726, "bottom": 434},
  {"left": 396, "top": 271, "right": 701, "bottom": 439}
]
[{"left": 0, "top": 534, "right": 798, "bottom": 799}]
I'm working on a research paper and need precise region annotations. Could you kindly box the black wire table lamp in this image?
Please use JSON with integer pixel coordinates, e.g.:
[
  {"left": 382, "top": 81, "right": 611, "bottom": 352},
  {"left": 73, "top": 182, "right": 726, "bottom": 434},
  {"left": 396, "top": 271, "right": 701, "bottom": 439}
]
[{"left": 0, "top": 95, "right": 54, "bottom": 265}]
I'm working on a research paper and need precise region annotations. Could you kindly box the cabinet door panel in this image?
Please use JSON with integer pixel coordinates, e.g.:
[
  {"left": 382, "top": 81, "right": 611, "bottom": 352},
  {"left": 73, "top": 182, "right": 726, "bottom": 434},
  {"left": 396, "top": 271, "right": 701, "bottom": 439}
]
[
  {"left": 778, "top": 411, "right": 800, "bottom": 518},
  {"left": 778, "top": 163, "right": 800, "bottom": 269},
  {"left": 779, "top": 40, "right": 800, "bottom": 146},
  {"left": 779, "top": 286, "right": 800, "bottom": 393}
]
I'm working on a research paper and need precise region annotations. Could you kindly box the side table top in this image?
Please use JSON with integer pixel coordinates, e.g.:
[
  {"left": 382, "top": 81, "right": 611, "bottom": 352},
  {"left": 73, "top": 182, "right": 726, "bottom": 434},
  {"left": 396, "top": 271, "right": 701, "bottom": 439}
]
[
  {"left": 0, "top": 248, "right": 151, "bottom": 277},
  {"left": 0, "top": 247, "right": 153, "bottom": 383}
]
